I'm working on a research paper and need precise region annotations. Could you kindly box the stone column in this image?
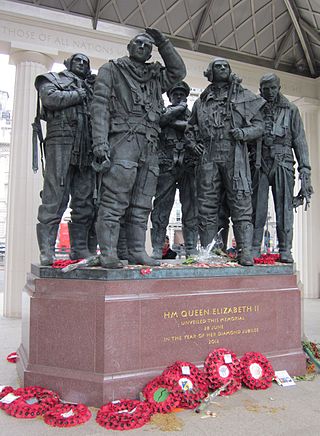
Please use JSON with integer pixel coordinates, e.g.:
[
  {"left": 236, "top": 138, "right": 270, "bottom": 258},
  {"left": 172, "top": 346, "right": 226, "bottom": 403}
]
[
  {"left": 4, "top": 51, "right": 53, "bottom": 317},
  {"left": 293, "top": 97, "right": 320, "bottom": 299}
]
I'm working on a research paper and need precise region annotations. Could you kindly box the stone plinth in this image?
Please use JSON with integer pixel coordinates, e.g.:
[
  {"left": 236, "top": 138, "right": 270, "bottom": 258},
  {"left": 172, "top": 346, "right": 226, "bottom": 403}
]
[{"left": 17, "top": 263, "right": 305, "bottom": 407}]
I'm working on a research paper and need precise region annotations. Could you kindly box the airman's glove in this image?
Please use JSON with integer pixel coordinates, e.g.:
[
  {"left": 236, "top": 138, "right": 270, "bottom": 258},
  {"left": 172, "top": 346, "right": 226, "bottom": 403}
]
[{"left": 145, "top": 28, "right": 168, "bottom": 47}]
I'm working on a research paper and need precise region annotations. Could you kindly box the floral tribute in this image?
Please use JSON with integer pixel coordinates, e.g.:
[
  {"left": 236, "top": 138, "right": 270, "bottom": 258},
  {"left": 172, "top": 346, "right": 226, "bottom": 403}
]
[
  {"left": 240, "top": 351, "right": 275, "bottom": 389},
  {"left": 204, "top": 348, "right": 242, "bottom": 396},
  {"left": 96, "top": 399, "right": 152, "bottom": 431},
  {"left": 43, "top": 403, "right": 91, "bottom": 427},
  {"left": 308, "top": 342, "right": 320, "bottom": 360},
  {"left": 162, "top": 361, "right": 209, "bottom": 409},
  {"left": 0, "top": 350, "right": 277, "bottom": 430},
  {"left": 140, "top": 267, "right": 152, "bottom": 276},
  {"left": 3, "top": 386, "right": 60, "bottom": 418},
  {"left": 303, "top": 340, "right": 320, "bottom": 373},
  {"left": 51, "top": 259, "right": 82, "bottom": 269},
  {"left": 253, "top": 253, "right": 280, "bottom": 264},
  {"left": 142, "top": 376, "right": 180, "bottom": 414},
  {"left": 0, "top": 386, "right": 14, "bottom": 412},
  {"left": 6, "top": 352, "right": 18, "bottom": 363}
]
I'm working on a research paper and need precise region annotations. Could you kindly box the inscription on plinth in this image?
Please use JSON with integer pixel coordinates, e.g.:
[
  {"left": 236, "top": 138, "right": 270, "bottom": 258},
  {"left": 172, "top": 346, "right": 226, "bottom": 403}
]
[
  {"left": 129, "top": 282, "right": 302, "bottom": 369},
  {"left": 162, "top": 305, "right": 260, "bottom": 345}
]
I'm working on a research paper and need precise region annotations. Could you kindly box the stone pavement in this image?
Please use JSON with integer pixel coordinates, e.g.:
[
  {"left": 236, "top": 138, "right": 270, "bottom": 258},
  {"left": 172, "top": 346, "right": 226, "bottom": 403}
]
[{"left": 0, "top": 279, "right": 319, "bottom": 435}]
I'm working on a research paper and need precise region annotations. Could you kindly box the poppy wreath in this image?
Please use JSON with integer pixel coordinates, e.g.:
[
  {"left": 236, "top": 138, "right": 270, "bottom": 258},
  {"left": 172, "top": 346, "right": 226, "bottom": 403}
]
[
  {"left": 140, "top": 268, "right": 152, "bottom": 276},
  {"left": 7, "top": 352, "right": 18, "bottom": 363},
  {"left": 4, "top": 386, "right": 60, "bottom": 419},
  {"left": 0, "top": 386, "right": 14, "bottom": 411},
  {"left": 162, "top": 361, "right": 209, "bottom": 409},
  {"left": 43, "top": 403, "right": 91, "bottom": 427},
  {"left": 309, "top": 342, "right": 320, "bottom": 359},
  {"left": 142, "top": 375, "right": 180, "bottom": 414},
  {"left": 51, "top": 259, "right": 82, "bottom": 269},
  {"left": 96, "top": 399, "right": 152, "bottom": 431},
  {"left": 204, "top": 348, "right": 242, "bottom": 396},
  {"left": 240, "top": 351, "right": 275, "bottom": 390},
  {"left": 254, "top": 254, "right": 280, "bottom": 264}
]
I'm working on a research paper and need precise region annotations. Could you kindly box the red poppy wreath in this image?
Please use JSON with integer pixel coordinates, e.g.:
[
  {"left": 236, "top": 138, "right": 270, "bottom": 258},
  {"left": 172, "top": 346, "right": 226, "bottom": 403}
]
[
  {"left": 204, "top": 348, "right": 242, "bottom": 396},
  {"left": 142, "top": 375, "right": 180, "bottom": 414},
  {"left": 4, "top": 386, "right": 60, "bottom": 419},
  {"left": 0, "top": 386, "right": 15, "bottom": 412},
  {"left": 240, "top": 351, "right": 275, "bottom": 389},
  {"left": 162, "top": 361, "right": 209, "bottom": 409},
  {"left": 43, "top": 403, "right": 91, "bottom": 427},
  {"left": 6, "top": 352, "right": 18, "bottom": 363},
  {"left": 51, "top": 259, "right": 82, "bottom": 269},
  {"left": 96, "top": 399, "right": 152, "bottom": 431}
]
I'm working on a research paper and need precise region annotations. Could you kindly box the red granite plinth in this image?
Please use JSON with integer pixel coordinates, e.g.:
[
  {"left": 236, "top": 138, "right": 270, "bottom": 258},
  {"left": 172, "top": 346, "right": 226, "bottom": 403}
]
[{"left": 17, "top": 267, "right": 305, "bottom": 407}]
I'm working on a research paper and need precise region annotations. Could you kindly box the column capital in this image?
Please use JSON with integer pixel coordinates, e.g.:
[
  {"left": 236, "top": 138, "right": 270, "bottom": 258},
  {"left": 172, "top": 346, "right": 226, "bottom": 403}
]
[{"left": 9, "top": 50, "right": 53, "bottom": 70}]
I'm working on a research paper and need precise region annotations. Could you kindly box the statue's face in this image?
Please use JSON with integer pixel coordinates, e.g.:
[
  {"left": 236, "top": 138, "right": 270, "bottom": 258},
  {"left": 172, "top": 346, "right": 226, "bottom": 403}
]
[
  {"left": 212, "top": 60, "right": 231, "bottom": 82},
  {"left": 170, "top": 89, "right": 187, "bottom": 105},
  {"left": 260, "top": 80, "right": 280, "bottom": 102},
  {"left": 70, "top": 54, "right": 90, "bottom": 78},
  {"left": 128, "top": 35, "right": 153, "bottom": 63}
]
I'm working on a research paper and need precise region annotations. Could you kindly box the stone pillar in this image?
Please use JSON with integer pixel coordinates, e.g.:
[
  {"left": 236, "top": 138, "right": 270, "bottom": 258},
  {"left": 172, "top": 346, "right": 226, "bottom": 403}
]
[
  {"left": 293, "top": 97, "right": 320, "bottom": 299},
  {"left": 4, "top": 51, "right": 53, "bottom": 317}
]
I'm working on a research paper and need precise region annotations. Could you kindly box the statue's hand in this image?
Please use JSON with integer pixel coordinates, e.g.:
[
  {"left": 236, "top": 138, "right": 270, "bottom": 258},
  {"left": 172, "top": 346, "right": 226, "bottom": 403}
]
[
  {"left": 170, "top": 102, "right": 187, "bottom": 116},
  {"left": 145, "top": 28, "right": 167, "bottom": 47},
  {"left": 299, "top": 167, "right": 311, "bottom": 177},
  {"left": 93, "top": 143, "right": 109, "bottom": 160},
  {"left": 92, "top": 143, "right": 111, "bottom": 173},
  {"left": 77, "top": 88, "right": 87, "bottom": 100},
  {"left": 230, "top": 128, "right": 244, "bottom": 140},
  {"left": 85, "top": 73, "right": 96, "bottom": 85},
  {"left": 177, "top": 101, "right": 187, "bottom": 110},
  {"left": 299, "top": 167, "right": 314, "bottom": 210},
  {"left": 229, "top": 72, "right": 242, "bottom": 85}
]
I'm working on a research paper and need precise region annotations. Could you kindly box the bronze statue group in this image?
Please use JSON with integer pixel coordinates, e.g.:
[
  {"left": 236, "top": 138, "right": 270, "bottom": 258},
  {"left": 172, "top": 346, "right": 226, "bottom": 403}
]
[{"left": 33, "top": 29, "right": 313, "bottom": 269}]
